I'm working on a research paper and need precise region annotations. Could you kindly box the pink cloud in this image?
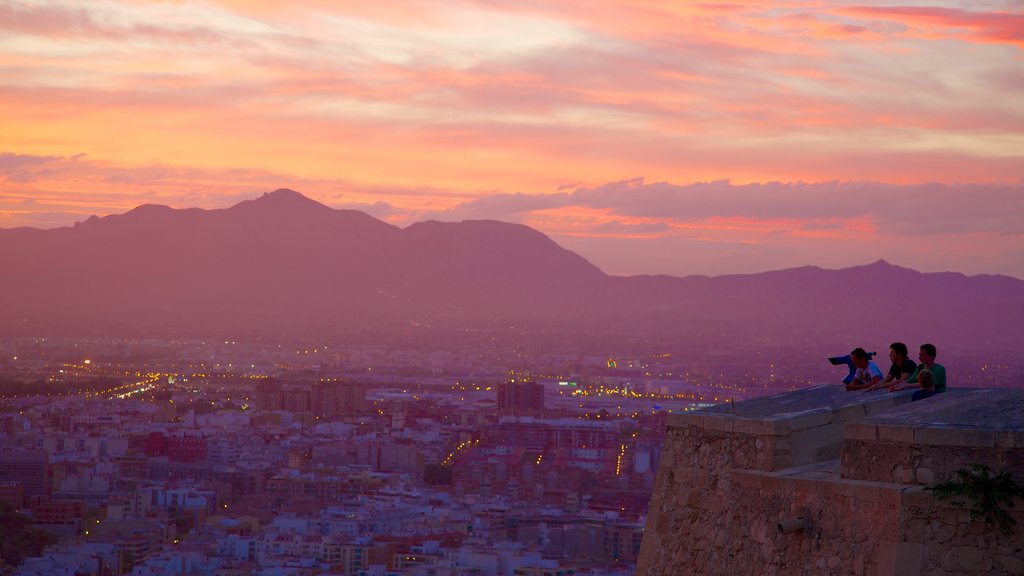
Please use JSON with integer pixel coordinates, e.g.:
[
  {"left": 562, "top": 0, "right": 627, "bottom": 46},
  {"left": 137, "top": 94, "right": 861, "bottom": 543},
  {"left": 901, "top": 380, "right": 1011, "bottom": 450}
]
[{"left": 843, "top": 6, "right": 1024, "bottom": 48}]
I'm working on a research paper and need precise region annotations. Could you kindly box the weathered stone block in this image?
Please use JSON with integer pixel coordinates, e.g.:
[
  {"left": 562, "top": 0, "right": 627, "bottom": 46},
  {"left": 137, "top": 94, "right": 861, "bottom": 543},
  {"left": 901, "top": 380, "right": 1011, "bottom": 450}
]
[
  {"left": 998, "top": 554, "right": 1024, "bottom": 574},
  {"left": 875, "top": 423, "right": 915, "bottom": 444},
  {"left": 732, "top": 470, "right": 764, "bottom": 490},
  {"left": 790, "top": 476, "right": 820, "bottom": 496},
  {"left": 994, "top": 430, "right": 1021, "bottom": 449},
  {"left": 686, "top": 491, "right": 700, "bottom": 508},
  {"left": 929, "top": 519, "right": 956, "bottom": 543},
  {"left": 943, "top": 546, "right": 993, "bottom": 573},
  {"left": 836, "top": 479, "right": 881, "bottom": 503},
  {"left": 766, "top": 417, "right": 791, "bottom": 436},
  {"left": 702, "top": 415, "right": 735, "bottom": 433},
  {"left": 737, "top": 417, "right": 787, "bottom": 436},
  {"left": 702, "top": 494, "right": 724, "bottom": 513},
  {"left": 905, "top": 518, "right": 930, "bottom": 542},
  {"left": 894, "top": 466, "right": 915, "bottom": 484},
  {"left": 880, "top": 486, "right": 903, "bottom": 508},
  {"left": 835, "top": 402, "right": 867, "bottom": 422},
  {"left": 902, "top": 486, "right": 934, "bottom": 507},
  {"left": 876, "top": 541, "right": 897, "bottom": 576},
  {"left": 815, "top": 479, "right": 837, "bottom": 497},
  {"left": 683, "top": 414, "right": 706, "bottom": 430},
  {"left": 666, "top": 413, "right": 690, "bottom": 428},
  {"left": 914, "top": 467, "right": 935, "bottom": 484},
  {"left": 783, "top": 409, "right": 833, "bottom": 431},
  {"left": 790, "top": 423, "right": 843, "bottom": 466},
  {"left": 864, "top": 395, "right": 900, "bottom": 415},
  {"left": 844, "top": 422, "right": 877, "bottom": 441},
  {"left": 892, "top": 542, "right": 923, "bottom": 576},
  {"left": 733, "top": 417, "right": 760, "bottom": 435},
  {"left": 770, "top": 452, "right": 794, "bottom": 471},
  {"left": 914, "top": 426, "right": 996, "bottom": 447}
]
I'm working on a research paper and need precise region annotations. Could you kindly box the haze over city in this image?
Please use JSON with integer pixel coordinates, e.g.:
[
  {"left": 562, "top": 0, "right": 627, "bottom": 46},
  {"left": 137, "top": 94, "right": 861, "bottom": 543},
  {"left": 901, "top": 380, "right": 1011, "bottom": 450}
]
[{"left": 2, "top": 1, "right": 1023, "bottom": 576}]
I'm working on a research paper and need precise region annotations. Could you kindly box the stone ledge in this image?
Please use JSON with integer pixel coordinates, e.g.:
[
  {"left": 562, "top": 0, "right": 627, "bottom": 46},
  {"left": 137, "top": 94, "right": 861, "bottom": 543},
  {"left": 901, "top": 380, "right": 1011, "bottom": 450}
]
[
  {"left": 913, "top": 426, "right": 996, "bottom": 448},
  {"left": 665, "top": 413, "right": 691, "bottom": 428},
  {"left": 670, "top": 385, "right": 917, "bottom": 441},
  {"left": 875, "top": 423, "right": 916, "bottom": 444},
  {"left": 733, "top": 463, "right": 916, "bottom": 506},
  {"left": 780, "top": 408, "right": 833, "bottom": 431},
  {"left": 995, "top": 430, "right": 1024, "bottom": 449},
  {"left": 844, "top": 422, "right": 877, "bottom": 442}
]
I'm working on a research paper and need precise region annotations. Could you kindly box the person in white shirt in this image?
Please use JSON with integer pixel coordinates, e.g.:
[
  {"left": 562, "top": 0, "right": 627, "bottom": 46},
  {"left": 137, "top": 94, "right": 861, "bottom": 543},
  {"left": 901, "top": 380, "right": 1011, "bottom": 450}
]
[{"left": 845, "top": 347, "right": 883, "bottom": 391}]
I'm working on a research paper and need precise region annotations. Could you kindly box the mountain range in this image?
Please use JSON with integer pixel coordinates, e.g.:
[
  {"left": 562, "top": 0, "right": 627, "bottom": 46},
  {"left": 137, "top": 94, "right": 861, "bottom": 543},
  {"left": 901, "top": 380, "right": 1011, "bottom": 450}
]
[{"left": 2, "top": 189, "right": 1022, "bottom": 352}]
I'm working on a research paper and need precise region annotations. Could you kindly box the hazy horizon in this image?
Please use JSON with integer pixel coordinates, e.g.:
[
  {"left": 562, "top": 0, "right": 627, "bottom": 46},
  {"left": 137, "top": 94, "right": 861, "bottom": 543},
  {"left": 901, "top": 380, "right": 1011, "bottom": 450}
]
[{"left": 3, "top": 187, "right": 1023, "bottom": 281}]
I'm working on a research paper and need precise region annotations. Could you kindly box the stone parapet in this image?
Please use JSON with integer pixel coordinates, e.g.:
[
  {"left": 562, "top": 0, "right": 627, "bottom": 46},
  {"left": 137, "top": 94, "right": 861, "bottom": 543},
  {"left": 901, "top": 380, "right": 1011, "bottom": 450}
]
[
  {"left": 842, "top": 389, "right": 1024, "bottom": 484},
  {"left": 638, "top": 387, "right": 1024, "bottom": 576},
  {"left": 666, "top": 384, "right": 914, "bottom": 471}
]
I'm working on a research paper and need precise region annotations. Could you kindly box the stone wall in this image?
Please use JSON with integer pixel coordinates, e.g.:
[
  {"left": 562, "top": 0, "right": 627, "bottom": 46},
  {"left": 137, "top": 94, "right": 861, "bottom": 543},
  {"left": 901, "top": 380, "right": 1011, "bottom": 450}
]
[
  {"left": 636, "top": 387, "right": 1024, "bottom": 576},
  {"left": 899, "top": 488, "right": 1024, "bottom": 575},
  {"left": 637, "top": 422, "right": 909, "bottom": 576}
]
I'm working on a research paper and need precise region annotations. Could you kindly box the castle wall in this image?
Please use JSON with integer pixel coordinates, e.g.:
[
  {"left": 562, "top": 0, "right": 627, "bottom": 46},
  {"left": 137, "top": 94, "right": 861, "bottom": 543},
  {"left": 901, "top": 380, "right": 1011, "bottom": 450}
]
[{"left": 637, "top": 387, "right": 1024, "bottom": 576}]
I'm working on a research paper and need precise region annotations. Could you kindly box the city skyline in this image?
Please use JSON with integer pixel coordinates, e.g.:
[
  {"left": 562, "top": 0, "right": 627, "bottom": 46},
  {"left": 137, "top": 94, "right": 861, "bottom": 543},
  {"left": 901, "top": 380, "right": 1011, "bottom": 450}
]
[{"left": 2, "top": 0, "right": 1023, "bottom": 278}]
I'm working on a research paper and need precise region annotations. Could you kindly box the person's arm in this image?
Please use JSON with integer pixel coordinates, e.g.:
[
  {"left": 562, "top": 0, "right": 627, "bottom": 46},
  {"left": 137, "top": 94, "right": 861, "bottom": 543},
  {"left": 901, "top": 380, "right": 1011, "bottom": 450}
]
[
  {"left": 848, "top": 368, "right": 881, "bottom": 391},
  {"left": 846, "top": 380, "right": 871, "bottom": 390},
  {"left": 884, "top": 371, "right": 913, "bottom": 390},
  {"left": 890, "top": 365, "right": 919, "bottom": 391},
  {"left": 845, "top": 372, "right": 866, "bottom": 390},
  {"left": 868, "top": 373, "right": 893, "bottom": 391},
  {"left": 865, "top": 373, "right": 882, "bottom": 389}
]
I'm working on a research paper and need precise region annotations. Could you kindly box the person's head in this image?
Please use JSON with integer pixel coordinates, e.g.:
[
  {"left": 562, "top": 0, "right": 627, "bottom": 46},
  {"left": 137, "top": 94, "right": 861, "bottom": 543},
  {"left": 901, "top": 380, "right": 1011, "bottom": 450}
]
[
  {"left": 918, "top": 369, "right": 934, "bottom": 391},
  {"left": 889, "top": 342, "right": 908, "bottom": 363},
  {"left": 919, "top": 343, "right": 937, "bottom": 366},
  {"left": 851, "top": 347, "right": 869, "bottom": 369}
]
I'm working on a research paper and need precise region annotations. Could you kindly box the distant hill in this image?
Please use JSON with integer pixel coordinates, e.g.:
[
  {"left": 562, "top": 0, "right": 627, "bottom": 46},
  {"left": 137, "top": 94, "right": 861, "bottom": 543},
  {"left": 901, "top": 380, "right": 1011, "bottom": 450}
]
[{"left": 2, "top": 189, "right": 1022, "bottom": 350}]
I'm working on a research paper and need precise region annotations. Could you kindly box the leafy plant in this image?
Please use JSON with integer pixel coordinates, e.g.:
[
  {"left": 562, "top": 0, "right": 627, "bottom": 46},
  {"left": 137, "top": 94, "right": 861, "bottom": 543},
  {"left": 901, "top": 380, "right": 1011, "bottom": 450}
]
[
  {"left": 925, "top": 464, "right": 1024, "bottom": 535},
  {"left": 0, "top": 502, "right": 57, "bottom": 567}
]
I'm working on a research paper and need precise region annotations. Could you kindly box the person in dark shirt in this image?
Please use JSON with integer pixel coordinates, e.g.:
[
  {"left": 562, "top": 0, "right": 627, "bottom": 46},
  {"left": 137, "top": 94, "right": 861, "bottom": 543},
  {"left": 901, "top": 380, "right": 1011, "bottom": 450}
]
[{"left": 870, "top": 342, "right": 916, "bottom": 391}]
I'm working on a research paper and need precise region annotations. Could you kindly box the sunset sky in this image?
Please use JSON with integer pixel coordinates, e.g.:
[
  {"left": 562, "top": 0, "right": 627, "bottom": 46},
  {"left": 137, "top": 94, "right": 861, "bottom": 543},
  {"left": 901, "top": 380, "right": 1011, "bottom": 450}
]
[{"left": 2, "top": 0, "right": 1022, "bottom": 278}]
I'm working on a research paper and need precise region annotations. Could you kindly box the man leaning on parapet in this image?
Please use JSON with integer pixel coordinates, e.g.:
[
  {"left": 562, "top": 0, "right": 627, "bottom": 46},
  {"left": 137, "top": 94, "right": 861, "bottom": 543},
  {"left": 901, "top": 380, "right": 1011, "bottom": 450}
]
[
  {"left": 890, "top": 343, "right": 947, "bottom": 393},
  {"left": 845, "top": 347, "right": 883, "bottom": 391},
  {"left": 868, "top": 342, "right": 916, "bottom": 391}
]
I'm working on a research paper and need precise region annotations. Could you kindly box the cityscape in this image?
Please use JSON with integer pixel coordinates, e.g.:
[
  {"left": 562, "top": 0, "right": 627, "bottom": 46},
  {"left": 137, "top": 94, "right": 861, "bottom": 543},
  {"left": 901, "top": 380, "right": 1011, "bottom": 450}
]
[
  {"left": 0, "top": 335, "right": 776, "bottom": 576},
  {"left": 3, "top": 332, "right": 1022, "bottom": 575}
]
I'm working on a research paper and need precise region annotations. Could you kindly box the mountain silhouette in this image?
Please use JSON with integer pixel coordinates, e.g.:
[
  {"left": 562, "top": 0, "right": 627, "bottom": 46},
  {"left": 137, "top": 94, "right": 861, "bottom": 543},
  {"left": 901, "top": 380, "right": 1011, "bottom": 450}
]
[{"left": 2, "top": 190, "right": 1022, "bottom": 351}]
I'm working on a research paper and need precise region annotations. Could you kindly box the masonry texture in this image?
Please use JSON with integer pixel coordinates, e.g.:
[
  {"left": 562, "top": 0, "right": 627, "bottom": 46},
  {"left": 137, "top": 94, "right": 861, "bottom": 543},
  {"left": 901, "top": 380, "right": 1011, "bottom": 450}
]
[{"left": 636, "top": 386, "right": 1024, "bottom": 576}]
